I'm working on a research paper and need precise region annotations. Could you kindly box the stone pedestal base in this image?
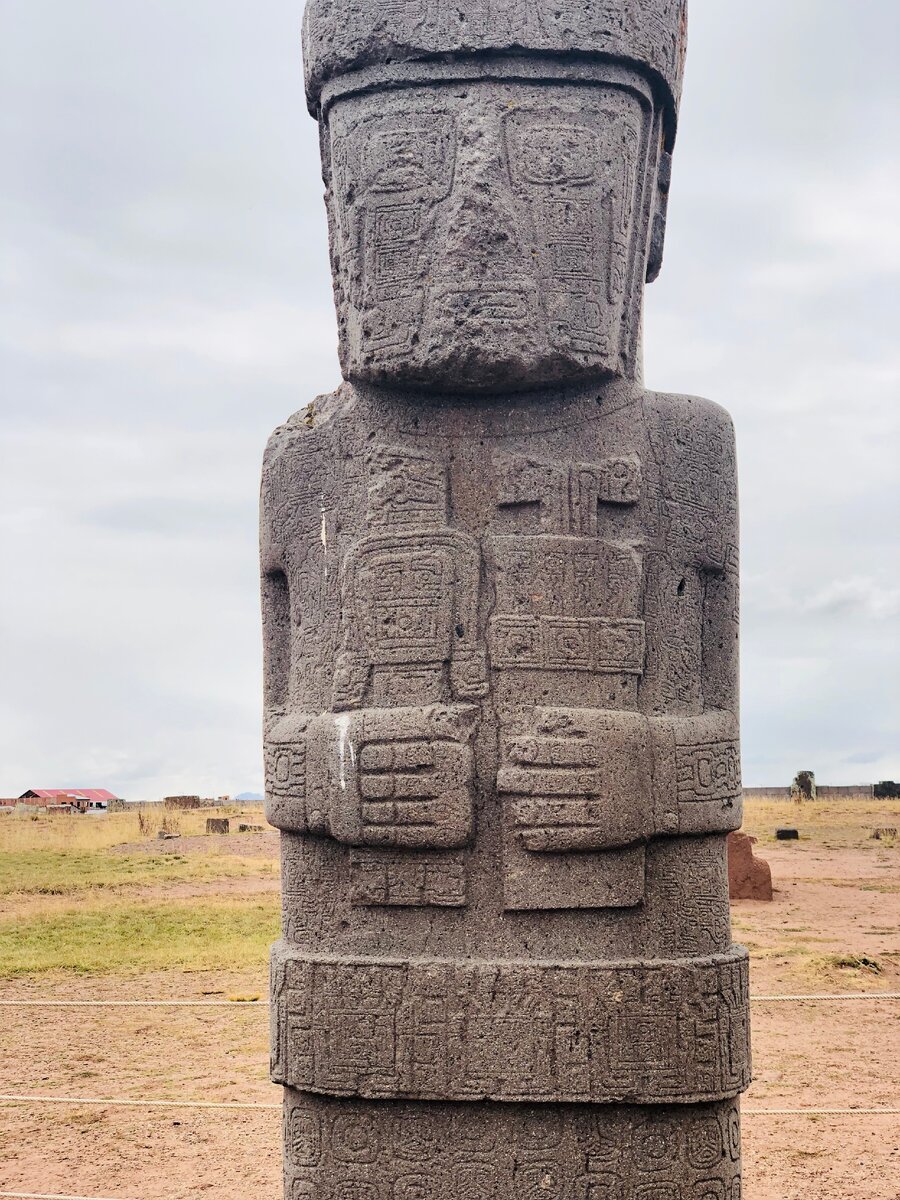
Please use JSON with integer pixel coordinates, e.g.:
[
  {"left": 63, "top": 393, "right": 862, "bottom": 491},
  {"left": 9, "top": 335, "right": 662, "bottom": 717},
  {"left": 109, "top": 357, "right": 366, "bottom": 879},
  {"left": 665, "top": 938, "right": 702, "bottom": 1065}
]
[{"left": 283, "top": 1091, "right": 742, "bottom": 1198}]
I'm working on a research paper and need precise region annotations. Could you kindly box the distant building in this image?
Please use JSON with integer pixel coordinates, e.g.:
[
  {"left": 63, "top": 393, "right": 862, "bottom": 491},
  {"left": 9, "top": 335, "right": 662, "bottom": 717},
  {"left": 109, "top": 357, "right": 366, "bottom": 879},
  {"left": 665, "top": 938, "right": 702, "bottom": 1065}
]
[{"left": 5, "top": 788, "right": 120, "bottom": 813}]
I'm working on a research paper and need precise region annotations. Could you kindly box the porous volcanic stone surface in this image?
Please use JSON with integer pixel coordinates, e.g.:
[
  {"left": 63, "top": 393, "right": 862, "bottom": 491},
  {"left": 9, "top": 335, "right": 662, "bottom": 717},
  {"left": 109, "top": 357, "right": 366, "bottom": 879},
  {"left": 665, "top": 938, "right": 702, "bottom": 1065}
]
[{"left": 263, "top": 1, "right": 749, "bottom": 1194}]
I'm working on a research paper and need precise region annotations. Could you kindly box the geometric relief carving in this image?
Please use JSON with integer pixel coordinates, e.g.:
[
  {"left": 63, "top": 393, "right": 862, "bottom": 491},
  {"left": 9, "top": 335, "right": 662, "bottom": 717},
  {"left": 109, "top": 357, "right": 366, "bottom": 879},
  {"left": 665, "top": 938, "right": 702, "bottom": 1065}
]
[
  {"left": 331, "top": 109, "right": 456, "bottom": 361},
  {"left": 287, "top": 1106, "right": 322, "bottom": 1167},
  {"left": 490, "top": 615, "right": 645, "bottom": 674},
  {"left": 335, "top": 446, "right": 487, "bottom": 710},
  {"left": 491, "top": 536, "right": 642, "bottom": 622},
  {"left": 283, "top": 1096, "right": 741, "bottom": 1199},
  {"left": 272, "top": 949, "right": 751, "bottom": 1104},
  {"left": 350, "top": 849, "right": 466, "bottom": 907},
  {"left": 266, "top": 721, "right": 307, "bottom": 806},
  {"left": 693, "top": 1184, "right": 726, "bottom": 1200},
  {"left": 649, "top": 714, "right": 742, "bottom": 838},
  {"left": 494, "top": 452, "right": 642, "bottom": 537},
  {"left": 650, "top": 409, "right": 737, "bottom": 572},
  {"left": 676, "top": 741, "right": 741, "bottom": 804},
  {"left": 504, "top": 106, "right": 644, "bottom": 366},
  {"left": 647, "top": 839, "right": 731, "bottom": 958}
]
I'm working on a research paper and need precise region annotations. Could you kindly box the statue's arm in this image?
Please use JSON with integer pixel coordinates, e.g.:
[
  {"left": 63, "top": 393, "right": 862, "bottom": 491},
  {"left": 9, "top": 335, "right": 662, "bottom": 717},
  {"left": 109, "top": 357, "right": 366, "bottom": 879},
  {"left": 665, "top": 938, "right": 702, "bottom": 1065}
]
[
  {"left": 647, "top": 396, "right": 742, "bottom": 834},
  {"left": 260, "top": 432, "right": 291, "bottom": 727},
  {"left": 260, "top": 425, "right": 318, "bottom": 832}
]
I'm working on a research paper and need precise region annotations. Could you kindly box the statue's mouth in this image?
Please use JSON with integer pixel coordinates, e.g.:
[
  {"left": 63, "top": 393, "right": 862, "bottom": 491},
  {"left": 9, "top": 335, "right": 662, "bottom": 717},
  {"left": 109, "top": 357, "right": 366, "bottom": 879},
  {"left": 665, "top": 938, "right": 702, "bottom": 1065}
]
[{"left": 429, "top": 281, "right": 534, "bottom": 325}]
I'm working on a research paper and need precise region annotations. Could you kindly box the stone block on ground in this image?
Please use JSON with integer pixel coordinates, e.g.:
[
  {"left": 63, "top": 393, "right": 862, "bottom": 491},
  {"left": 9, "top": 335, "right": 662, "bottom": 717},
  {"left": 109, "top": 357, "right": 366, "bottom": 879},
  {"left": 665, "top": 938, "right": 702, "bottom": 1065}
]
[{"left": 727, "top": 831, "right": 773, "bottom": 901}]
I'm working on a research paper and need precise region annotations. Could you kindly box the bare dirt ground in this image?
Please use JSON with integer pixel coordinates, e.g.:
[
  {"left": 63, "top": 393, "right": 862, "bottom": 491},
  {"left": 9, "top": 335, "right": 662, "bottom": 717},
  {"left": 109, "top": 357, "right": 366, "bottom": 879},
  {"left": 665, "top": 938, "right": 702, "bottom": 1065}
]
[
  {"left": 111, "top": 830, "right": 281, "bottom": 859},
  {"left": 1, "top": 811, "right": 898, "bottom": 1199}
]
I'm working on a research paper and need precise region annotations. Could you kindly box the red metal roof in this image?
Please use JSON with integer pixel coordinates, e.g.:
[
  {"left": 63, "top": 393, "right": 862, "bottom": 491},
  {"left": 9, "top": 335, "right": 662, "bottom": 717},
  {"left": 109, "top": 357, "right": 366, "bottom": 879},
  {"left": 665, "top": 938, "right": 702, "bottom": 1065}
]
[{"left": 21, "top": 788, "right": 119, "bottom": 802}]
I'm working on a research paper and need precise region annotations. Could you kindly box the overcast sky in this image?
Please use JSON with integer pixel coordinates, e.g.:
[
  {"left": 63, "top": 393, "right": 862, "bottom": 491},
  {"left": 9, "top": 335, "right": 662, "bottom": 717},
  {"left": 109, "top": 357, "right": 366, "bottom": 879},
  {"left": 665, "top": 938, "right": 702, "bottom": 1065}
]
[{"left": 1, "top": 0, "right": 898, "bottom": 799}]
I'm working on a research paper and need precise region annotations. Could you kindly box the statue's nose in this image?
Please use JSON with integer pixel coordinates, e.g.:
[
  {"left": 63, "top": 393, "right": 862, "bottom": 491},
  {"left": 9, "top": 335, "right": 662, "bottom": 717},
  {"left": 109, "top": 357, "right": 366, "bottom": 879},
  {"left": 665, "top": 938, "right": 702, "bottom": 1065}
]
[{"left": 437, "top": 128, "right": 527, "bottom": 282}]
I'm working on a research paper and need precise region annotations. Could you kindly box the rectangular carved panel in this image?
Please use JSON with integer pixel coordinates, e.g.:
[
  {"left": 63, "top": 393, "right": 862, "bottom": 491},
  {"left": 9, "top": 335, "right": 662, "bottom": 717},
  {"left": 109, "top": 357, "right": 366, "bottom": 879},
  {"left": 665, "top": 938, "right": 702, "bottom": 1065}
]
[
  {"left": 490, "top": 535, "right": 642, "bottom": 620},
  {"left": 490, "top": 615, "right": 645, "bottom": 674},
  {"left": 272, "top": 948, "right": 751, "bottom": 1105},
  {"left": 349, "top": 850, "right": 467, "bottom": 907},
  {"left": 676, "top": 741, "right": 741, "bottom": 805},
  {"left": 503, "top": 843, "right": 645, "bottom": 911}
]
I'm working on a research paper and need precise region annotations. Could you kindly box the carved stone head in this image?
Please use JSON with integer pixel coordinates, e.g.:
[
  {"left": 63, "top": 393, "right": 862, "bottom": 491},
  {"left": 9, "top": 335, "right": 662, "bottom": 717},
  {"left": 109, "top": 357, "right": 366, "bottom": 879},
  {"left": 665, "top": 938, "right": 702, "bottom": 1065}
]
[{"left": 303, "top": 0, "right": 687, "bottom": 393}]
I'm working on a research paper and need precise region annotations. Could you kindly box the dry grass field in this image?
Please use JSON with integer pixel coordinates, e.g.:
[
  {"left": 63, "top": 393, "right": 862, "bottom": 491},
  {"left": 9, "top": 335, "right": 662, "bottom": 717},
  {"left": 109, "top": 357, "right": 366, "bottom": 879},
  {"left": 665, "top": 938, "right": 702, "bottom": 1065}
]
[{"left": 0, "top": 797, "right": 898, "bottom": 1199}]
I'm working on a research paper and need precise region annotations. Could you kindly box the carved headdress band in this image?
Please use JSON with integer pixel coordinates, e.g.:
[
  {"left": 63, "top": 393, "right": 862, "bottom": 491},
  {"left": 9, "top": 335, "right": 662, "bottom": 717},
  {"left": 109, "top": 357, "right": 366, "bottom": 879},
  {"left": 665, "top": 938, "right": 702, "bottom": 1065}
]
[{"left": 303, "top": 0, "right": 688, "bottom": 145}]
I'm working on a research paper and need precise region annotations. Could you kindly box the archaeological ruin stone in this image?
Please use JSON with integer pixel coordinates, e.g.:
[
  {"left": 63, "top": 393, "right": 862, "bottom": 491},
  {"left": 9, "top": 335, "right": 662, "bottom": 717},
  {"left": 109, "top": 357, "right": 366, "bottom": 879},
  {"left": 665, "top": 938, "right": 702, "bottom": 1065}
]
[
  {"left": 262, "top": 0, "right": 750, "bottom": 1194},
  {"left": 727, "top": 832, "right": 773, "bottom": 903},
  {"left": 791, "top": 770, "right": 816, "bottom": 802}
]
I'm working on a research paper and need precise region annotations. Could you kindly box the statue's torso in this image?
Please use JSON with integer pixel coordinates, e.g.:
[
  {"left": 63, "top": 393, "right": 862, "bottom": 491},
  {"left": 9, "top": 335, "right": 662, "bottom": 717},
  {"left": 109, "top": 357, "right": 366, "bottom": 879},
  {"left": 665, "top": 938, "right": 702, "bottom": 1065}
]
[{"left": 263, "top": 382, "right": 740, "bottom": 965}]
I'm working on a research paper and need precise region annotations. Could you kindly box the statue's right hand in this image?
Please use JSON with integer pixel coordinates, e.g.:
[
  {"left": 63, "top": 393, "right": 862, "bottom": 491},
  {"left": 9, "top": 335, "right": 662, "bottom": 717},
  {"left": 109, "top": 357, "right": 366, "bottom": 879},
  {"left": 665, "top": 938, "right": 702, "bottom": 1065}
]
[{"left": 265, "top": 705, "right": 477, "bottom": 849}]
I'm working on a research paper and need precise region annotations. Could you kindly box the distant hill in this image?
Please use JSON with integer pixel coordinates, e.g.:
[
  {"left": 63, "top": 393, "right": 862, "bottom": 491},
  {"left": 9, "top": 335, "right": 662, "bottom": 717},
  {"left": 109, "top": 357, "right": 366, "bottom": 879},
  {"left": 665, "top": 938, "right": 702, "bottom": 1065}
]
[{"left": 234, "top": 791, "right": 264, "bottom": 802}]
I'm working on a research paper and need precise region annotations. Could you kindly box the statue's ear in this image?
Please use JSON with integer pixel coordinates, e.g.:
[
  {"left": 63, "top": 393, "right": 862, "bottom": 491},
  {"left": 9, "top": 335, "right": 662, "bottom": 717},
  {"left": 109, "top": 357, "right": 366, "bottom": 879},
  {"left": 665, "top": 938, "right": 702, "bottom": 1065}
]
[{"left": 646, "top": 149, "right": 672, "bottom": 283}]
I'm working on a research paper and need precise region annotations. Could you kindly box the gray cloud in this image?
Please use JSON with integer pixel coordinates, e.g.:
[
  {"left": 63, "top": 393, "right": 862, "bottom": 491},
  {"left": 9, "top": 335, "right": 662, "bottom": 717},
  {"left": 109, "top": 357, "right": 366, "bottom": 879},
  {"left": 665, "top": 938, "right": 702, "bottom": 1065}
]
[{"left": 1, "top": 0, "right": 898, "bottom": 796}]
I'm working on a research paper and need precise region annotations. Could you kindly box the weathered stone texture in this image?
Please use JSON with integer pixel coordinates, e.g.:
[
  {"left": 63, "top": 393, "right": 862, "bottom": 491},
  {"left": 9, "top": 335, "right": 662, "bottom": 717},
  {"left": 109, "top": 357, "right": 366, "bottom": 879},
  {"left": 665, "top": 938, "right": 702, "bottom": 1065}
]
[
  {"left": 303, "top": 0, "right": 688, "bottom": 134},
  {"left": 727, "top": 832, "right": 773, "bottom": 903},
  {"left": 322, "top": 69, "right": 665, "bottom": 392},
  {"left": 791, "top": 770, "right": 816, "bottom": 802},
  {"left": 264, "top": 0, "right": 748, "bottom": 1193},
  {"left": 283, "top": 1092, "right": 743, "bottom": 1198}
]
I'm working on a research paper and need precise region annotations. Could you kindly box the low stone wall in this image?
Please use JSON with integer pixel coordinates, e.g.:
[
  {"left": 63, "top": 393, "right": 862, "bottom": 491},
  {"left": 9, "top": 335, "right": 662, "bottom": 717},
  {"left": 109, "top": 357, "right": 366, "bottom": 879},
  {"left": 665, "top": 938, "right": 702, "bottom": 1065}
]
[
  {"left": 743, "top": 785, "right": 874, "bottom": 800},
  {"left": 818, "top": 784, "right": 874, "bottom": 799},
  {"left": 164, "top": 795, "right": 202, "bottom": 809}
]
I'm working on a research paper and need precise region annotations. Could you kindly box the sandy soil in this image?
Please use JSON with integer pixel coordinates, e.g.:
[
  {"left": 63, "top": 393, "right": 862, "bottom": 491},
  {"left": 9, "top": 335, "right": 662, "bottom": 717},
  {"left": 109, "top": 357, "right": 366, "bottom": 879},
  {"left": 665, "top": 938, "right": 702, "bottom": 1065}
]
[
  {"left": 111, "top": 830, "right": 281, "bottom": 859},
  {"left": 1, "top": 839, "right": 898, "bottom": 1199}
]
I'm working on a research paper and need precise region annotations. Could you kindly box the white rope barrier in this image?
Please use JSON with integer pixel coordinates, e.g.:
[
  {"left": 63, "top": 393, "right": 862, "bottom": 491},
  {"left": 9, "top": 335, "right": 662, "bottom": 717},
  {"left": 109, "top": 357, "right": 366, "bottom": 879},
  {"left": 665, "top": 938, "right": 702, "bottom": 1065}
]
[
  {"left": 744, "top": 1107, "right": 900, "bottom": 1115},
  {"left": 0, "top": 1000, "right": 262, "bottom": 1007},
  {"left": 1, "top": 1093, "right": 897, "bottom": 1116},
  {"left": 0, "top": 1192, "right": 140, "bottom": 1200},
  {"left": 0, "top": 1093, "right": 279, "bottom": 1110},
  {"left": 1, "top": 993, "right": 898, "bottom": 1007},
  {"left": 750, "top": 992, "right": 900, "bottom": 1002}
]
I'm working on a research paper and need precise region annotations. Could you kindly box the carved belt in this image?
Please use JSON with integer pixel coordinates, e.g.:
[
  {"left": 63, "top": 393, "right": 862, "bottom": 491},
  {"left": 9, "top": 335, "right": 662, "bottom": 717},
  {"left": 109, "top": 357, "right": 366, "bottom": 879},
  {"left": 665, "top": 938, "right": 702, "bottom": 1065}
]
[{"left": 271, "top": 946, "right": 751, "bottom": 1105}]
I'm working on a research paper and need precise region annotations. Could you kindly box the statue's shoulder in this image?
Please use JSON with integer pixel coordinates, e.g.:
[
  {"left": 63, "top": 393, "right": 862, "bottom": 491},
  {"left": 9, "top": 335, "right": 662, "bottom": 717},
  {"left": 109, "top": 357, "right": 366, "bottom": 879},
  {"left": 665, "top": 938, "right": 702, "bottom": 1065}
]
[
  {"left": 641, "top": 388, "right": 735, "bottom": 443},
  {"left": 640, "top": 390, "right": 736, "bottom": 481},
  {"left": 262, "top": 383, "right": 353, "bottom": 468}
]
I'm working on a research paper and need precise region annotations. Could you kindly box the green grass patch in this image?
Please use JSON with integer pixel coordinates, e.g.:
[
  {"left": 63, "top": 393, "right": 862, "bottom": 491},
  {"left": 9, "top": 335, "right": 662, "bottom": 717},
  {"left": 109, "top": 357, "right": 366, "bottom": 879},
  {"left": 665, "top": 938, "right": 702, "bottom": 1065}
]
[
  {"left": 0, "top": 897, "right": 280, "bottom": 975},
  {"left": 0, "top": 850, "right": 275, "bottom": 897}
]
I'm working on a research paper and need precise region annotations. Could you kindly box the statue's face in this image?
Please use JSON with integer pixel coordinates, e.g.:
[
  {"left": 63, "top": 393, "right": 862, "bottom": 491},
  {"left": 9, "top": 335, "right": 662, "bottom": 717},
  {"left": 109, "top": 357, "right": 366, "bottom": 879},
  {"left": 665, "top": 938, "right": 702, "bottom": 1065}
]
[{"left": 323, "top": 68, "right": 663, "bottom": 393}]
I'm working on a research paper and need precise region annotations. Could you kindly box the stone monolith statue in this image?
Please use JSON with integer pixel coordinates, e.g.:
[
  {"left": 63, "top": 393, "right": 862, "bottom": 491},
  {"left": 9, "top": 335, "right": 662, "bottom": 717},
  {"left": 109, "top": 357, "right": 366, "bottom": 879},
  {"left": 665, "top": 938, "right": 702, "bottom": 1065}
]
[{"left": 263, "top": 0, "right": 750, "bottom": 1194}]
